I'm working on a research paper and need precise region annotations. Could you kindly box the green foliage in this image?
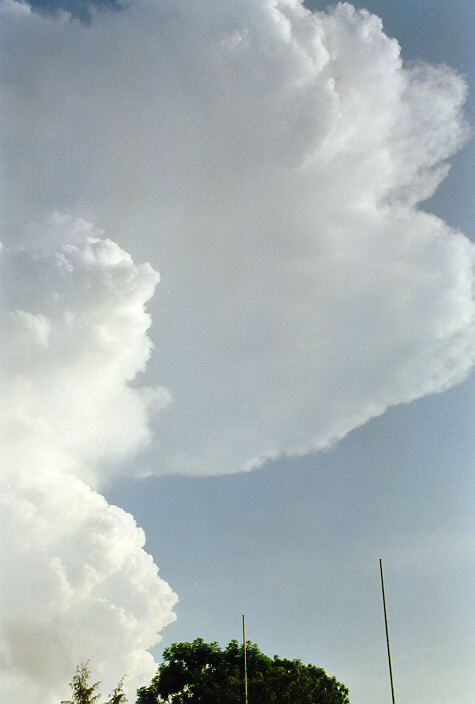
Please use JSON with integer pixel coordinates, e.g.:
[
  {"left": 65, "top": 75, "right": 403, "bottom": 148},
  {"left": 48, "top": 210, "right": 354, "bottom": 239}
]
[
  {"left": 61, "top": 663, "right": 101, "bottom": 704},
  {"left": 136, "top": 638, "right": 350, "bottom": 704},
  {"left": 61, "top": 662, "right": 127, "bottom": 704},
  {"left": 105, "top": 677, "right": 127, "bottom": 704}
]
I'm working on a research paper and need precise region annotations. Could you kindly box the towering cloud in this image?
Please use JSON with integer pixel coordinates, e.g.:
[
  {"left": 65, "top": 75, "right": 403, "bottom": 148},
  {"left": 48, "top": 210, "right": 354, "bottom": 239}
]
[
  {"left": 0, "top": 216, "right": 177, "bottom": 702},
  {"left": 0, "top": 0, "right": 472, "bottom": 701}
]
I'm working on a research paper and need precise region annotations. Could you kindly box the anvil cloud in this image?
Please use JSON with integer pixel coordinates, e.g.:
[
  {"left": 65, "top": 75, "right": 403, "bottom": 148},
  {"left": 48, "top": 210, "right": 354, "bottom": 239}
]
[{"left": 0, "top": 0, "right": 472, "bottom": 701}]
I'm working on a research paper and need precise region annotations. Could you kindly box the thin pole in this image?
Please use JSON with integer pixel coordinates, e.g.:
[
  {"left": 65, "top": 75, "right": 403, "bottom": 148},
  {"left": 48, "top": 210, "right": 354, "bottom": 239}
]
[
  {"left": 242, "top": 614, "right": 248, "bottom": 704},
  {"left": 379, "top": 559, "right": 396, "bottom": 704}
]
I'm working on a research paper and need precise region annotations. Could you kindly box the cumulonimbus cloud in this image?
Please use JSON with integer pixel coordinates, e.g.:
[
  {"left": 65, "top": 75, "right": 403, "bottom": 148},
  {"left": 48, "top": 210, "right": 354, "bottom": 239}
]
[
  {"left": 0, "top": 216, "right": 177, "bottom": 702},
  {"left": 0, "top": 0, "right": 473, "bottom": 701}
]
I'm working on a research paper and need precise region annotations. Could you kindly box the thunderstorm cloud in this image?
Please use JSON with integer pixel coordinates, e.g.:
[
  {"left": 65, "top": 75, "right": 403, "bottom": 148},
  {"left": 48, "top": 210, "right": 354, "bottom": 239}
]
[{"left": 0, "top": 1, "right": 472, "bottom": 701}]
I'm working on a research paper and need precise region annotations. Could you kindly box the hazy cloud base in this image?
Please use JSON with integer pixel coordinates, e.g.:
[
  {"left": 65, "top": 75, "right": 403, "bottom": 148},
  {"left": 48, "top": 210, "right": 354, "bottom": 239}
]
[{"left": 0, "top": 0, "right": 473, "bottom": 701}]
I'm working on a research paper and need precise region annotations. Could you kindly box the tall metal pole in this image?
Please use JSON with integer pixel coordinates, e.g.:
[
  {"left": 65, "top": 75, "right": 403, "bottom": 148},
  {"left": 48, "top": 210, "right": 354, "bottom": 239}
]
[
  {"left": 379, "top": 559, "right": 396, "bottom": 704},
  {"left": 242, "top": 614, "right": 248, "bottom": 704}
]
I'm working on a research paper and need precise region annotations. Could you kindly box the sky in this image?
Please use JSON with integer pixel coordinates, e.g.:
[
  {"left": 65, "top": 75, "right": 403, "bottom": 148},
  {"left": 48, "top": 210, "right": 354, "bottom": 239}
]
[{"left": 0, "top": 1, "right": 473, "bottom": 703}]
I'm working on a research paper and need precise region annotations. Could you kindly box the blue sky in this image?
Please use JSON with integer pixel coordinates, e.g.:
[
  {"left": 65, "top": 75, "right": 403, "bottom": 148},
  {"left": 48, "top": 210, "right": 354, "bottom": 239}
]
[
  {"left": 108, "top": 2, "right": 474, "bottom": 702},
  {"left": 108, "top": 354, "right": 474, "bottom": 704},
  {"left": 108, "top": 2, "right": 473, "bottom": 701},
  {"left": 1, "top": 2, "right": 473, "bottom": 703}
]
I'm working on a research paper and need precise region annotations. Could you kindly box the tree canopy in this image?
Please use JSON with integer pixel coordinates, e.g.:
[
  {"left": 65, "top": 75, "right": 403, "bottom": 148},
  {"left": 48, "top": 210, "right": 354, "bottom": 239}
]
[
  {"left": 135, "top": 638, "right": 350, "bottom": 704},
  {"left": 61, "top": 662, "right": 127, "bottom": 704}
]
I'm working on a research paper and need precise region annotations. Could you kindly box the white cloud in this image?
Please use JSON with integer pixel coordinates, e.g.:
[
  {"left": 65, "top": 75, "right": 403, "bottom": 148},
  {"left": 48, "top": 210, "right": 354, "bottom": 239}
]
[
  {"left": 0, "top": 217, "right": 176, "bottom": 702},
  {"left": 0, "top": 475, "right": 177, "bottom": 702},
  {"left": 2, "top": 216, "right": 168, "bottom": 485},
  {"left": 0, "top": 0, "right": 473, "bottom": 700}
]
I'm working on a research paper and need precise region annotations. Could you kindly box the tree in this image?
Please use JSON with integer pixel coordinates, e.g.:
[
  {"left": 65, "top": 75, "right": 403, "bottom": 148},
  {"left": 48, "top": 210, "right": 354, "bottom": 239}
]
[
  {"left": 135, "top": 638, "right": 350, "bottom": 704},
  {"left": 61, "top": 663, "right": 101, "bottom": 704},
  {"left": 105, "top": 677, "right": 127, "bottom": 704},
  {"left": 61, "top": 662, "right": 127, "bottom": 704}
]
